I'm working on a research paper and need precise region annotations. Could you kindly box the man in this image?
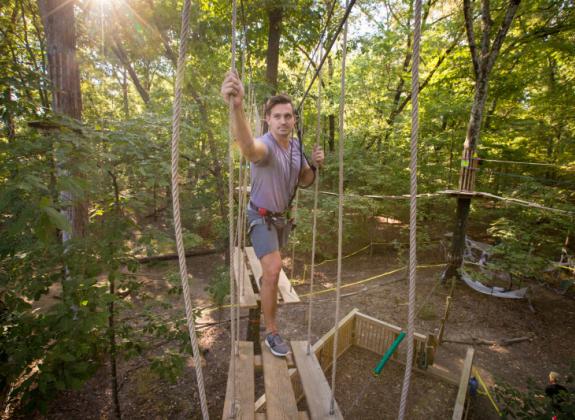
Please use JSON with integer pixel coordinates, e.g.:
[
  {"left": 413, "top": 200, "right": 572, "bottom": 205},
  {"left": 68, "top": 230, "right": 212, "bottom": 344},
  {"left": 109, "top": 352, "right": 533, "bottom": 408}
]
[{"left": 221, "top": 71, "right": 324, "bottom": 357}]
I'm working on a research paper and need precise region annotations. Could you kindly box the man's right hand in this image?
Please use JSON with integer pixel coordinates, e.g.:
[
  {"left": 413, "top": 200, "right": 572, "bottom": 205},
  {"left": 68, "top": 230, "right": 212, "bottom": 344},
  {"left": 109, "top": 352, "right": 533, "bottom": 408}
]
[{"left": 221, "top": 71, "right": 244, "bottom": 108}]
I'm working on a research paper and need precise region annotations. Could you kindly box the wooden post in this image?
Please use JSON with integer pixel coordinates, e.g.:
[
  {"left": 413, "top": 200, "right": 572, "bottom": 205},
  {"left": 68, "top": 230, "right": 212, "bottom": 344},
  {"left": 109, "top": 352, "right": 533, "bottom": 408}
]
[
  {"left": 247, "top": 302, "right": 262, "bottom": 355},
  {"left": 438, "top": 295, "right": 452, "bottom": 345},
  {"left": 453, "top": 347, "right": 475, "bottom": 420},
  {"left": 458, "top": 149, "right": 479, "bottom": 192}
]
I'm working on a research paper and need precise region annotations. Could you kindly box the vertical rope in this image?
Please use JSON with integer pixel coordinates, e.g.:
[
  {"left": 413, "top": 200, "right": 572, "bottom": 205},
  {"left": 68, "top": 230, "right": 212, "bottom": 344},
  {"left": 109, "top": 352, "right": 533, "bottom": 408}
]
[
  {"left": 329, "top": 4, "right": 348, "bottom": 414},
  {"left": 235, "top": 158, "right": 244, "bottom": 345},
  {"left": 398, "top": 0, "right": 421, "bottom": 418},
  {"left": 306, "top": 43, "right": 322, "bottom": 355},
  {"left": 228, "top": 0, "right": 238, "bottom": 416},
  {"left": 289, "top": 189, "right": 299, "bottom": 281},
  {"left": 170, "top": 0, "right": 209, "bottom": 417}
]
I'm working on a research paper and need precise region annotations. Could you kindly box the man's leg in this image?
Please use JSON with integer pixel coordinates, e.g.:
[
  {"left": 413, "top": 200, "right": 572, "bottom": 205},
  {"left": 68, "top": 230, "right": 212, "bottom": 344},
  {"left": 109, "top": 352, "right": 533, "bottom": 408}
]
[{"left": 259, "top": 250, "right": 282, "bottom": 333}]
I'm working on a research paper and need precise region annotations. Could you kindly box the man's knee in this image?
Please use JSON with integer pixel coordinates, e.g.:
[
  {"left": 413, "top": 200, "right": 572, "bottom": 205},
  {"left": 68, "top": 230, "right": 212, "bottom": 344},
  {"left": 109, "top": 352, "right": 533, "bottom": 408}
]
[{"left": 260, "top": 252, "right": 282, "bottom": 282}]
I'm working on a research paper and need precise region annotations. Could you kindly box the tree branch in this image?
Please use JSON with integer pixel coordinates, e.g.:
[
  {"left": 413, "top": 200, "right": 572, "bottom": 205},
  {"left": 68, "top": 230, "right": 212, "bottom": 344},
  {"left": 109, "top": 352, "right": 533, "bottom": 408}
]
[
  {"left": 479, "top": 0, "right": 492, "bottom": 76},
  {"left": 486, "top": 0, "right": 521, "bottom": 74},
  {"left": 463, "top": 0, "right": 480, "bottom": 80}
]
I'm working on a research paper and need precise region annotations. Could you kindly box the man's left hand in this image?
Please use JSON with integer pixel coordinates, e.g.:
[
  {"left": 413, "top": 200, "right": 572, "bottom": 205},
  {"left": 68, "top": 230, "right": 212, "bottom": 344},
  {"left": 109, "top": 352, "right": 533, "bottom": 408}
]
[{"left": 312, "top": 145, "right": 325, "bottom": 168}]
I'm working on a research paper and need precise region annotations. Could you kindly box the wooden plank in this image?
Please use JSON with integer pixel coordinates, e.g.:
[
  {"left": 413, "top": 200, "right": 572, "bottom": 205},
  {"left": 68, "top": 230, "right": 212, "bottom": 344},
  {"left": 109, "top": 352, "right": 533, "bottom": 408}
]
[
  {"left": 233, "top": 247, "right": 258, "bottom": 308},
  {"left": 245, "top": 247, "right": 263, "bottom": 286},
  {"left": 223, "top": 341, "right": 255, "bottom": 420},
  {"left": 254, "top": 353, "right": 295, "bottom": 369},
  {"left": 261, "top": 342, "right": 299, "bottom": 419},
  {"left": 278, "top": 269, "right": 300, "bottom": 303},
  {"left": 389, "top": 358, "right": 459, "bottom": 385},
  {"left": 245, "top": 247, "right": 299, "bottom": 303},
  {"left": 452, "top": 347, "right": 475, "bottom": 420},
  {"left": 259, "top": 412, "right": 308, "bottom": 420},
  {"left": 292, "top": 341, "right": 343, "bottom": 419}
]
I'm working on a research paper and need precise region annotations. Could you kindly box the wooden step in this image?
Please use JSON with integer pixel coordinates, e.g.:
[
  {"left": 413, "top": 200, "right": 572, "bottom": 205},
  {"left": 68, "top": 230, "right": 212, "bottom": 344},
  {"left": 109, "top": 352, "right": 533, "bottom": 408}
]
[
  {"left": 223, "top": 341, "right": 255, "bottom": 420},
  {"left": 255, "top": 412, "right": 309, "bottom": 420},
  {"left": 233, "top": 247, "right": 258, "bottom": 308},
  {"left": 254, "top": 353, "right": 295, "bottom": 369},
  {"left": 245, "top": 246, "right": 300, "bottom": 304},
  {"left": 261, "top": 342, "right": 299, "bottom": 419},
  {"left": 291, "top": 341, "right": 343, "bottom": 419}
]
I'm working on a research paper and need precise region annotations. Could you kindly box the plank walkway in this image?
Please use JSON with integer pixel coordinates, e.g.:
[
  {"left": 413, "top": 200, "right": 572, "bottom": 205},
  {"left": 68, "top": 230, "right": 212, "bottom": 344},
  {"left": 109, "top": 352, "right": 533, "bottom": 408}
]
[
  {"left": 233, "top": 246, "right": 300, "bottom": 308},
  {"left": 222, "top": 341, "right": 255, "bottom": 420},
  {"left": 291, "top": 341, "right": 343, "bottom": 419},
  {"left": 222, "top": 341, "right": 342, "bottom": 419}
]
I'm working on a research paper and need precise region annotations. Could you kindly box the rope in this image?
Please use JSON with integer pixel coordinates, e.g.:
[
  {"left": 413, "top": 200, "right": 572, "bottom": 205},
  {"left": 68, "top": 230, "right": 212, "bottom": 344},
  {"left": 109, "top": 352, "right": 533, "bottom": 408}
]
[
  {"left": 169, "top": 0, "right": 209, "bottom": 416},
  {"left": 306, "top": 43, "right": 322, "bottom": 355},
  {"left": 398, "top": 0, "right": 421, "bottom": 417},
  {"left": 329, "top": 3, "right": 348, "bottom": 414},
  {"left": 228, "top": 0, "right": 239, "bottom": 416},
  {"left": 235, "top": 157, "right": 246, "bottom": 350}
]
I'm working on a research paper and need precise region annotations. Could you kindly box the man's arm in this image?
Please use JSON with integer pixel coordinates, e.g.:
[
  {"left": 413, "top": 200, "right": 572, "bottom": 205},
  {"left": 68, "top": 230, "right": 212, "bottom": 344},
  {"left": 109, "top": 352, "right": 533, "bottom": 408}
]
[
  {"left": 299, "top": 144, "right": 324, "bottom": 187},
  {"left": 221, "top": 71, "right": 267, "bottom": 163}
]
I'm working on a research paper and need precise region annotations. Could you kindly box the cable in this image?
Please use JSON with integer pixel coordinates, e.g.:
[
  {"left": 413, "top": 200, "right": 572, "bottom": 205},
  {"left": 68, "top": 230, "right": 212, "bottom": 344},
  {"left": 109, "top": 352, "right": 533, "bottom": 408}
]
[
  {"left": 479, "top": 158, "right": 558, "bottom": 167},
  {"left": 296, "top": 0, "right": 358, "bottom": 113},
  {"left": 296, "top": 0, "right": 338, "bottom": 93}
]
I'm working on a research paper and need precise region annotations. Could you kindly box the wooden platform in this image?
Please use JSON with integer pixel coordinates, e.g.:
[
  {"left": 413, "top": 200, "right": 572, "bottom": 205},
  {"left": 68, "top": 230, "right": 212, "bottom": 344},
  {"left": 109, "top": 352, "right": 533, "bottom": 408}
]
[
  {"left": 223, "top": 309, "right": 475, "bottom": 419},
  {"left": 233, "top": 247, "right": 300, "bottom": 309},
  {"left": 223, "top": 341, "right": 338, "bottom": 419}
]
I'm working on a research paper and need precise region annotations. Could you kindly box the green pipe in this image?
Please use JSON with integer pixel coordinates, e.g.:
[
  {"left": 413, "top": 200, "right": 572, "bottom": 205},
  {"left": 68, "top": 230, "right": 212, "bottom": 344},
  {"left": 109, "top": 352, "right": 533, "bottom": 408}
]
[{"left": 373, "top": 331, "right": 406, "bottom": 375}]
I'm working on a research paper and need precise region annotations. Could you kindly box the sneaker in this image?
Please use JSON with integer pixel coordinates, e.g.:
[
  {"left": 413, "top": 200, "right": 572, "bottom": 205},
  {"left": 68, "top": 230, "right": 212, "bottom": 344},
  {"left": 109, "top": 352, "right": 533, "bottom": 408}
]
[{"left": 265, "top": 332, "right": 291, "bottom": 357}]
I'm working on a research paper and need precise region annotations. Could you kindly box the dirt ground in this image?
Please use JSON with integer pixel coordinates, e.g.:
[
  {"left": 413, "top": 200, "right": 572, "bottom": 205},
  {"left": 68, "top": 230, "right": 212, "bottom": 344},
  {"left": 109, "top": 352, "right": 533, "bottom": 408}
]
[{"left": 16, "top": 244, "right": 575, "bottom": 419}]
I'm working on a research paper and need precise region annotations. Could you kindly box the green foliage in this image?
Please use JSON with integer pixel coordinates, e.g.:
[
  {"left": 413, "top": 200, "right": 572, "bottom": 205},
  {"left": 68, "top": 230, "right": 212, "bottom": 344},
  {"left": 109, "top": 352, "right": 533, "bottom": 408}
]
[
  {"left": 206, "top": 265, "right": 231, "bottom": 308},
  {"left": 149, "top": 350, "right": 187, "bottom": 384},
  {"left": 494, "top": 363, "right": 575, "bottom": 419}
]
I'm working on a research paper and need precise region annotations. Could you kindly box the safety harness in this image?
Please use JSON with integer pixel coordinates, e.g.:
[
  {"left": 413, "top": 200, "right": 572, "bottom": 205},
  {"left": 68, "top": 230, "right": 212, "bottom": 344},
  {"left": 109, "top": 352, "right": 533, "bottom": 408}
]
[{"left": 249, "top": 116, "right": 316, "bottom": 233}]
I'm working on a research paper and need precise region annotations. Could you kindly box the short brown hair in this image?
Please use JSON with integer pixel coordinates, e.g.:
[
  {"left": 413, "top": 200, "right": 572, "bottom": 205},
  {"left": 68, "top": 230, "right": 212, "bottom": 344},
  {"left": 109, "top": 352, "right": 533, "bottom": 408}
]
[{"left": 264, "top": 94, "right": 294, "bottom": 116}]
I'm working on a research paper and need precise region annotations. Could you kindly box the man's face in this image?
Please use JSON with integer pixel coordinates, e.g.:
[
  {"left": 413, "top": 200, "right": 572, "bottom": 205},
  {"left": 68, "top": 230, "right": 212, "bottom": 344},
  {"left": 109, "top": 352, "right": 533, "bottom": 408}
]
[{"left": 265, "top": 103, "right": 295, "bottom": 139}]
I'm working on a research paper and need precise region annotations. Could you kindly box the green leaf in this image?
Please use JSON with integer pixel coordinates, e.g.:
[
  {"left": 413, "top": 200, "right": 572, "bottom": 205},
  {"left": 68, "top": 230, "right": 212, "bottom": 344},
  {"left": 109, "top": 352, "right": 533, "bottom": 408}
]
[{"left": 43, "top": 207, "right": 72, "bottom": 232}]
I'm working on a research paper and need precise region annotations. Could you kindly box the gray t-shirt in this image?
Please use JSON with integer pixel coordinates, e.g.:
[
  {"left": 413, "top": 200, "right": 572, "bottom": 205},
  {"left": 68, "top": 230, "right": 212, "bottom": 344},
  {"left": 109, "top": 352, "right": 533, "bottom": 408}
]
[{"left": 250, "top": 132, "right": 305, "bottom": 213}]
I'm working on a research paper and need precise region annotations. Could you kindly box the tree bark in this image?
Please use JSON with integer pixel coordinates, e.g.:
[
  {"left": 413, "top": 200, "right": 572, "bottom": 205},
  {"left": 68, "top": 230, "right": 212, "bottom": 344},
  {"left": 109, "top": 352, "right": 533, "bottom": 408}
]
[{"left": 37, "top": 0, "right": 87, "bottom": 238}]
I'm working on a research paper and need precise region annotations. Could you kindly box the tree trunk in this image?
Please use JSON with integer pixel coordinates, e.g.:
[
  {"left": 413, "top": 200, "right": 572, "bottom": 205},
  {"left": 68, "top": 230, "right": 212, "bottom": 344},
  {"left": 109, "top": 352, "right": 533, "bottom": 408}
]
[
  {"left": 108, "top": 172, "right": 122, "bottom": 420},
  {"left": 38, "top": 0, "right": 87, "bottom": 238},
  {"left": 122, "top": 68, "right": 129, "bottom": 118},
  {"left": 110, "top": 35, "right": 150, "bottom": 105},
  {"left": 261, "top": 4, "right": 283, "bottom": 134},
  {"left": 265, "top": 4, "right": 283, "bottom": 95},
  {"left": 2, "top": 89, "right": 16, "bottom": 141},
  {"left": 327, "top": 56, "right": 335, "bottom": 152},
  {"left": 443, "top": 0, "right": 521, "bottom": 282}
]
